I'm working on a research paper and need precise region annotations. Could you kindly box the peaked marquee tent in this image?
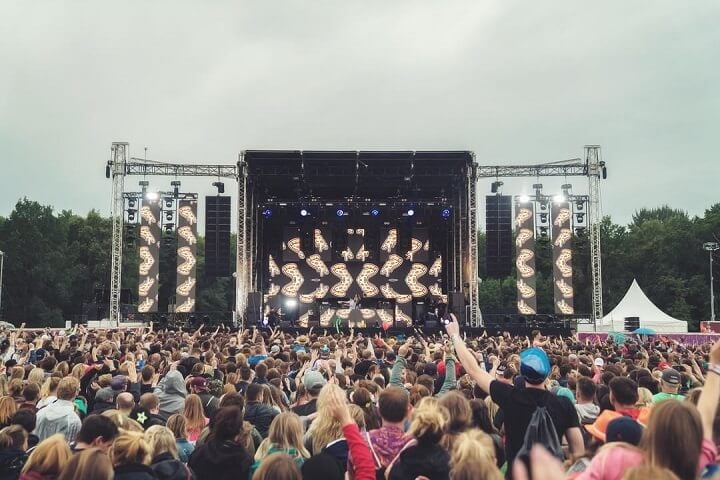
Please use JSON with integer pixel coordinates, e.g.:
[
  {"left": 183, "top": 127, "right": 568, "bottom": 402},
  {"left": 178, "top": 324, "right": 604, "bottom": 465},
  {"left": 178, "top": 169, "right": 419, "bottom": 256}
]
[{"left": 585, "top": 279, "right": 688, "bottom": 333}]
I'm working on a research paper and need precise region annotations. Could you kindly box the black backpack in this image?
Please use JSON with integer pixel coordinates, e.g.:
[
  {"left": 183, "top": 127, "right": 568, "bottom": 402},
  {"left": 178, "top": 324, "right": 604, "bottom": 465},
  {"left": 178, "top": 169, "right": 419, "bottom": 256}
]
[{"left": 515, "top": 401, "right": 564, "bottom": 463}]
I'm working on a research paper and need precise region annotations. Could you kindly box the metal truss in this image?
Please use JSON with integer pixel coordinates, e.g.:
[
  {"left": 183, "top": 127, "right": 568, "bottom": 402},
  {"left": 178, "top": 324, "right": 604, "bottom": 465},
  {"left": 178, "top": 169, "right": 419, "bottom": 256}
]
[
  {"left": 586, "top": 146, "right": 604, "bottom": 327},
  {"left": 476, "top": 160, "right": 586, "bottom": 178},
  {"left": 126, "top": 159, "right": 238, "bottom": 178},
  {"left": 107, "top": 148, "right": 239, "bottom": 324},
  {"left": 109, "top": 143, "right": 128, "bottom": 325}
]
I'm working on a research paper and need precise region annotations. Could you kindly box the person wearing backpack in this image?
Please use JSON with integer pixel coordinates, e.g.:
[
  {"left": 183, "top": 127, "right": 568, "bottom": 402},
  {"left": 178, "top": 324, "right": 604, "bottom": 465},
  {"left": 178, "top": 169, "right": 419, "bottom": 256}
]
[{"left": 445, "top": 318, "right": 584, "bottom": 478}]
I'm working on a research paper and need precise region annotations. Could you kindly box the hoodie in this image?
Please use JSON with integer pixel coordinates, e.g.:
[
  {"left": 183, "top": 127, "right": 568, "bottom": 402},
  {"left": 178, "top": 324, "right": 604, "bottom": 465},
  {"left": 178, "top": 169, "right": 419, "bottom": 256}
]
[
  {"left": 188, "top": 440, "right": 252, "bottom": 480},
  {"left": 388, "top": 441, "right": 450, "bottom": 480},
  {"left": 154, "top": 371, "right": 187, "bottom": 418},
  {"left": 114, "top": 463, "right": 159, "bottom": 480},
  {"left": 0, "top": 448, "right": 27, "bottom": 480},
  {"left": 243, "top": 402, "right": 277, "bottom": 438},
  {"left": 34, "top": 399, "right": 82, "bottom": 442},
  {"left": 151, "top": 452, "right": 193, "bottom": 480}
]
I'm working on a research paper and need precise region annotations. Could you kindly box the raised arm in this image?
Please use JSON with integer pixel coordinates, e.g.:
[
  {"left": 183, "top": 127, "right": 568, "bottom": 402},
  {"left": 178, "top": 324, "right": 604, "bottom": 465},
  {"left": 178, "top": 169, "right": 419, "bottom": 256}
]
[
  {"left": 437, "top": 347, "right": 456, "bottom": 396},
  {"left": 445, "top": 315, "right": 495, "bottom": 394},
  {"left": 698, "top": 340, "right": 720, "bottom": 440}
]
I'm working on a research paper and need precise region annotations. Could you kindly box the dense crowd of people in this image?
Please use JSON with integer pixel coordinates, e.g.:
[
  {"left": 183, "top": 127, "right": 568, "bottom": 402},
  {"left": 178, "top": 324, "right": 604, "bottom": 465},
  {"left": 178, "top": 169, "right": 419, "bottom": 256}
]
[{"left": 0, "top": 319, "right": 719, "bottom": 480}]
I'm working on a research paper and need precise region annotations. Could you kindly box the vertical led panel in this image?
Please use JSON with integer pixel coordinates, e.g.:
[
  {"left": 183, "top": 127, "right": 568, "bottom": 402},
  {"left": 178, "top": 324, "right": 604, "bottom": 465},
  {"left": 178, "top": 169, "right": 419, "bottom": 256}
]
[
  {"left": 138, "top": 198, "right": 161, "bottom": 313},
  {"left": 515, "top": 201, "right": 537, "bottom": 315},
  {"left": 551, "top": 202, "right": 574, "bottom": 314},
  {"left": 176, "top": 200, "right": 198, "bottom": 313}
]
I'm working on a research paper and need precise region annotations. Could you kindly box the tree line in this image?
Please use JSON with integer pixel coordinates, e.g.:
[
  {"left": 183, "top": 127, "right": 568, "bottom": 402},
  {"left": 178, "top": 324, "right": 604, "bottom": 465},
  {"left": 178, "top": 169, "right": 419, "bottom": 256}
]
[{"left": 0, "top": 198, "right": 718, "bottom": 330}]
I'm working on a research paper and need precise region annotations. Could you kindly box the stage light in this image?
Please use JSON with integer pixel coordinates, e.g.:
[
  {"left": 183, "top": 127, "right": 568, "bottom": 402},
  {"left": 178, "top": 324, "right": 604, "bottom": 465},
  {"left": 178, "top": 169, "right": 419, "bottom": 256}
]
[
  {"left": 576, "top": 200, "right": 584, "bottom": 211},
  {"left": 105, "top": 163, "right": 111, "bottom": 179},
  {"left": 519, "top": 195, "right": 531, "bottom": 203},
  {"left": 128, "top": 199, "right": 136, "bottom": 208},
  {"left": 336, "top": 209, "right": 345, "bottom": 217},
  {"left": 539, "top": 213, "right": 548, "bottom": 223},
  {"left": 441, "top": 208, "right": 451, "bottom": 218},
  {"left": 576, "top": 213, "right": 585, "bottom": 223},
  {"left": 262, "top": 208, "right": 272, "bottom": 218},
  {"left": 145, "top": 192, "right": 159, "bottom": 201},
  {"left": 371, "top": 208, "right": 380, "bottom": 217},
  {"left": 491, "top": 181, "right": 504, "bottom": 193},
  {"left": 300, "top": 209, "right": 309, "bottom": 217},
  {"left": 164, "top": 223, "right": 174, "bottom": 234},
  {"left": 127, "top": 208, "right": 136, "bottom": 222},
  {"left": 165, "top": 198, "right": 173, "bottom": 208},
  {"left": 553, "top": 194, "right": 566, "bottom": 203},
  {"left": 170, "top": 180, "right": 181, "bottom": 197},
  {"left": 407, "top": 209, "right": 415, "bottom": 216},
  {"left": 166, "top": 212, "right": 173, "bottom": 221},
  {"left": 561, "top": 183, "right": 572, "bottom": 196},
  {"left": 539, "top": 226, "right": 549, "bottom": 238},
  {"left": 285, "top": 298, "right": 298, "bottom": 309},
  {"left": 212, "top": 181, "right": 225, "bottom": 194}
]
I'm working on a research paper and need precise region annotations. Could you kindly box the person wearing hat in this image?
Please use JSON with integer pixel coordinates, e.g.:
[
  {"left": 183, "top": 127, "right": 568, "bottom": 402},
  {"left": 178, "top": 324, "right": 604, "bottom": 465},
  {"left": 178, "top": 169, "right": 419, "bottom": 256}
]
[
  {"left": 444, "top": 319, "right": 584, "bottom": 477},
  {"left": 652, "top": 368, "right": 684, "bottom": 404},
  {"left": 92, "top": 387, "right": 116, "bottom": 415},
  {"left": 190, "top": 376, "right": 220, "bottom": 417},
  {"left": 292, "top": 370, "right": 327, "bottom": 417}
]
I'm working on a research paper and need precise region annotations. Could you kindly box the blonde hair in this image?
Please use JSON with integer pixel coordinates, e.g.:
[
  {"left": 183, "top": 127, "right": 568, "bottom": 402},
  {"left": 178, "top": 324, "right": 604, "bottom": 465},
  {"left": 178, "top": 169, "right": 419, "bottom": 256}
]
[
  {"left": 71, "top": 364, "right": 86, "bottom": 380},
  {"left": 55, "top": 362, "right": 70, "bottom": 378},
  {"left": 623, "top": 465, "right": 680, "bottom": 480},
  {"left": 101, "top": 410, "right": 145, "bottom": 433},
  {"left": 408, "top": 397, "right": 448, "bottom": 445},
  {"left": 307, "top": 384, "right": 347, "bottom": 454},
  {"left": 145, "top": 425, "right": 179, "bottom": 460},
  {"left": 21, "top": 434, "right": 72, "bottom": 476},
  {"left": 636, "top": 387, "right": 653, "bottom": 407},
  {"left": 252, "top": 452, "right": 301, "bottom": 480},
  {"left": 57, "top": 447, "right": 113, "bottom": 480},
  {"left": 255, "top": 412, "right": 310, "bottom": 461},
  {"left": 0, "top": 425, "right": 28, "bottom": 450},
  {"left": 450, "top": 429, "right": 501, "bottom": 480},
  {"left": 166, "top": 414, "right": 188, "bottom": 440},
  {"left": 0, "top": 396, "right": 17, "bottom": 425},
  {"left": 348, "top": 404, "right": 366, "bottom": 431},
  {"left": 28, "top": 368, "right": 46, "bottom": 387},
  {"left": 183, "top": 394, "right": 206, "bottom": 433},
  {"left": 57, "top": 376, "right": 79, "bottom": 401},
  {"left": 40, "top": 376, "right": 61, "bottom": 400},
  {"left": 10, "top": 366, "right": 25, "bottom": 381},
  {"left": 111, "top": 432, "right": 152, "bottom": 467}
]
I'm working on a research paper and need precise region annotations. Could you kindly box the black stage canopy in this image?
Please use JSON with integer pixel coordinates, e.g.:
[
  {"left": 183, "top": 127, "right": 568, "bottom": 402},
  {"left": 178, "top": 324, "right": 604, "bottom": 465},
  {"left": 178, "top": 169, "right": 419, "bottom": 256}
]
[{"left": 244, "top": 150, "right": 474, "bottom": 201}]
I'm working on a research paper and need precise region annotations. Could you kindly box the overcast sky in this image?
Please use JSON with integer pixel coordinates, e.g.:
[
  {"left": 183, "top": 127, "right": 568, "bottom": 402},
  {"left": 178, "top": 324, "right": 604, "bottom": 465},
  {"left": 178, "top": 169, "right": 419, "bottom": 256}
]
[{"left": 1, "top": 1, "right": 718, "bottom": 228}]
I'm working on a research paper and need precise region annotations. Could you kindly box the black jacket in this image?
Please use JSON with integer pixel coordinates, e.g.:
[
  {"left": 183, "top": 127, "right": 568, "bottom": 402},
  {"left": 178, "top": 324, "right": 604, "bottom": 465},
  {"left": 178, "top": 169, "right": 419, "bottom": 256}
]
[
  {"left": 196, "top": 393, "right": 219, "bottom": 418},
  {"left": 188, "top": 440, "right": 252, "bottom": 480},
  {"left": 151, "top": 452, "right": 193, "bottom": 480},
  {"left": 114, "top": 463, "right": 159, "bottom": 480},
  {"left": 388, "top": 442, "right": 450, "bottom": 480},
  {"left": 243, "top": 402, "right": 277, "bottom": 438},
  {"left": 0, "top": 448, "right": 27, "bottom": 480}
]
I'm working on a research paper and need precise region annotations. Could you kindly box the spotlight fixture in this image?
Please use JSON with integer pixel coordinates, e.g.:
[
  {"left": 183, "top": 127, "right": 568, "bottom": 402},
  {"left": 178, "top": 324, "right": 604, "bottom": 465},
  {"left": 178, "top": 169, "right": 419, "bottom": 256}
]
[
  {"left": 139, "top": 181, "right": 149, "bottom": 194},
  {"left": 576, "top": 200, "right": 584, "bottom": 211},
  {"left": 491, "top": 181, "right": 504, "bottom": 194},
  {"left": 576, "top": 213, "right": 585, "bottom": 223},
  {"left": 212, "top": 181, "right": 225, "bottom": 194},
  {"left": 561, "top": 183, "right": 572, "bottom": 196},
  {"left": 170, "top": 180, "right": 181, "bottom": 197},
  {"left": 406, "top": 209, "right": 415, "bottom": 216},
  {"left": 105, "top": 163, "right": 111, "bottom": 179},
  {"left": 300, "top": 209, "right": 309, "bottom": 217},
  {"left": 539, "top": 226, "right": 549, "bottom": 238},
  {"left": 441, "top": 208, "right": 451, "bottom": 218},
  {"left": 145, "top": 192, "right": 159, "bottom": 201},
  {"left": 553, "top": 194, "right": 566, "bottom": 203},
  {"left": 262, "top": 208, "right": 273, "bottom": 218},
  {"left": 128, "top": 199, "right": 136, "bottom": 208},
  {"left": 539, "top": 213, "right": 548, "bottom": 223},
  {"left": 518, "top": 195, "right": 531, "bottom": 204},
  {"left": 164, "top": 198, "right": 173, "bottom": 209},
  {"left": 600, "top": 161, "right": 608, "bottom": 179},
  {"left": 285, "top": 298, "right": 298, "bottom": 309},
  {"left": 166, "top": 212, "right": 173, "bottom": 222},
  {"left": 336, "top": 209, "right": 345, "bottom": 217},
  {"left": 164, "top": 223, "right": 174, "bottom": 234},
  {"left": 371, "top": 208, "right": 380, "bottom": 217},
  {"left": 575, "top": 227, "right": 587, "bottom": 235},
  {"left": 127, "top": 208, "right": 136, "bottom": 222}
]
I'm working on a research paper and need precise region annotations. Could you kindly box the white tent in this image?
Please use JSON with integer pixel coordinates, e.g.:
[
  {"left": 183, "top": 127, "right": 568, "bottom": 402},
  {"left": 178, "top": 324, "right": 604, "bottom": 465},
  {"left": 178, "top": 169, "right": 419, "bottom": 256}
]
[{"left": 583, "top": 279, "right": 688, "bottom": 333}]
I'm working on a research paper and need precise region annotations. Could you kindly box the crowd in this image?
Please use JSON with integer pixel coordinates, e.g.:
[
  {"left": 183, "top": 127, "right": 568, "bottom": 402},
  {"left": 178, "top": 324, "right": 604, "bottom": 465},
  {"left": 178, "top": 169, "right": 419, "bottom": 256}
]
[{"left": 0, "top": 319, "right": 719, "bottom": 480}]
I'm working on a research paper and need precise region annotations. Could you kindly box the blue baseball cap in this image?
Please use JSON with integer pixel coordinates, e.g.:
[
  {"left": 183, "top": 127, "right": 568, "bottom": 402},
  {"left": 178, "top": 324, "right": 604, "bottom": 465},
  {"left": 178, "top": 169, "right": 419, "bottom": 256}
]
[{"left": 520, "top": 347, "right": 551, "bottom": 384}]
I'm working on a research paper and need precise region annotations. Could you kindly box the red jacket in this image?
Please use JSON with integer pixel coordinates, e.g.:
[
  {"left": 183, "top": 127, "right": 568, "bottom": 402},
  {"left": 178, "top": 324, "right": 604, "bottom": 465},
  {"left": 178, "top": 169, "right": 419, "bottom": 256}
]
[{"left": 343, "top": 423, "right": 375, "bottom": 480}]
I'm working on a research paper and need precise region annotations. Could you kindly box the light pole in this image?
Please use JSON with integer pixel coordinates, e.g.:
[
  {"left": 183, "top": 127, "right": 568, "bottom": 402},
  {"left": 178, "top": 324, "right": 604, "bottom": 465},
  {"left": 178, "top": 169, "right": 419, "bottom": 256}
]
[
  {"left": 0, "top": 250, "right": 4, "bottom": 320},
  {"left": 704, "top": 242, "right": 720, "bottom": 322}
]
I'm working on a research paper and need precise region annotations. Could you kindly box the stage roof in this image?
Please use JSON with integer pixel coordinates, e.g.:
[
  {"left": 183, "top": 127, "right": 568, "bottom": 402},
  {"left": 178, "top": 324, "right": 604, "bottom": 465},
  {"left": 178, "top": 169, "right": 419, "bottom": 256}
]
[{"left": 243, "top": 150, "right": 474, "bottom": 201}]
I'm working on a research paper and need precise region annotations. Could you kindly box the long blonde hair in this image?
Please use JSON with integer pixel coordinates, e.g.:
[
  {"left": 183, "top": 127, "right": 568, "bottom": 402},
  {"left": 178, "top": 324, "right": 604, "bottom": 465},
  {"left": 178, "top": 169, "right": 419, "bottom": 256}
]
[
  {"left": 145, "top": 425, "right": 180, "bottom": 460},
  {"left": 450, "top": 429, "right": 502, "bottom": 480},
  {"left": 183, "top": 394, "right": 206, "bottom": 433},
  {"left": 57, "top": 447, "right": 113, "bottom": 480},
  {"left": 111, "top": 432, "right": 152, "bottom": 467},
  {"left": 22, "top": 434, "right": 72, "bottom": 476},
  {"left": 307, "top": 384, "right": 346, "bottom": 454},
  {"left": 28, "top": 368, "right": 46, "bottom": 387},
  {"left": 255, "top": 412, "right": 309, "bottom": 461},
  {"left": 408, "top": 397, "right": 448, "bottom": 445},
  {"left": 0, "top": 396, "right": 17, "bottom": 425},
  {"left": 40, "top": 376, "right": 61, "bottom": 400}
]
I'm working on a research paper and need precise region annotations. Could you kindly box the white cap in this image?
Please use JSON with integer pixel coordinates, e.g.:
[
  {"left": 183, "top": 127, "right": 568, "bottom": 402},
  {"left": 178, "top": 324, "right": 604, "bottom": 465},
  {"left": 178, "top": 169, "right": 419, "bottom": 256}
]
[{"left": 594, "top": 357, "right": 605, "bottom": 367}]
